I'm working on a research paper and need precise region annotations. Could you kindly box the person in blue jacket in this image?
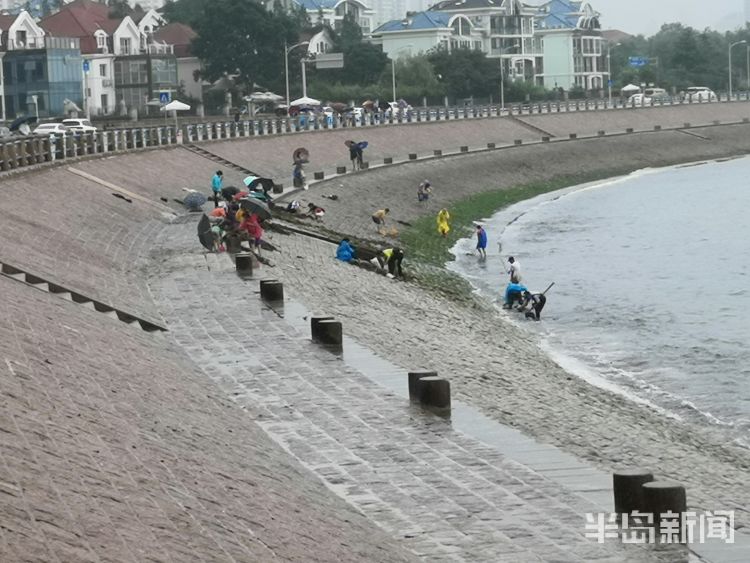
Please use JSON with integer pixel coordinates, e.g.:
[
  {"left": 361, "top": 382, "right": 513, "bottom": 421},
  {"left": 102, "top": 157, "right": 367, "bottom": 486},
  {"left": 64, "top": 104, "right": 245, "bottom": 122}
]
[
  {"left": 475, "top": 224, "right": 487, "bottom": 259},
  {"left": 503, "top": 282, "right": 528, "bottom": 309},
  {"left": 211, "top": 170, "right": 223, "bottom": 208},
  {"left": 336, "top": 238, "right": 355, "bottom": 262}
]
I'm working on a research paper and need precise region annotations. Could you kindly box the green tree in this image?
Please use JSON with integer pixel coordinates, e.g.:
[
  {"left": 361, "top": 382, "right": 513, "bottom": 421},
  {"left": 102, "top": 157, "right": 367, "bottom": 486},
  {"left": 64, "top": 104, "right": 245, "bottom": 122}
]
[
  {"left": 380, "top": 55, "right": 443, "bottom": 99},
  {"left": 191, "top": 0, "right": 300, "bottom": 93},
  {"left": 336, "top": 13, "right": 362, "bottom": 51},
  {"left": 427, "top": 48, "right": 500, "bottom": 99},
  {"left": 162, "top": 0, "right": 205, "bottom": 26},
  {"left": 108, "top": 0, "right": 131, "bottom": 19}
]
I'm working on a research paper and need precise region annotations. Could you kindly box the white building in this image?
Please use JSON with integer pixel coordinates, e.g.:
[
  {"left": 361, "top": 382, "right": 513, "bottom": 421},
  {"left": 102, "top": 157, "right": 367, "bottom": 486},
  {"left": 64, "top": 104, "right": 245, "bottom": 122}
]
[
  {"left": 535, "top": 0, "right": 605, "bottom": 90},
  {"left": 293, "top": 0, "right": 376, "bottom": 34},
  {"left": 370, "top": 11, "right": 483, "bottom": 58}
]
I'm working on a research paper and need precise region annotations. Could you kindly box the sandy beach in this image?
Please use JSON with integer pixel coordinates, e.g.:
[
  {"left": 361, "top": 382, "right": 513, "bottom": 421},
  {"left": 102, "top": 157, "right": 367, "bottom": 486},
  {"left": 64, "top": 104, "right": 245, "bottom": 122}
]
[{"left": 266, "top": 125, "right": 750, "bottom": 529}]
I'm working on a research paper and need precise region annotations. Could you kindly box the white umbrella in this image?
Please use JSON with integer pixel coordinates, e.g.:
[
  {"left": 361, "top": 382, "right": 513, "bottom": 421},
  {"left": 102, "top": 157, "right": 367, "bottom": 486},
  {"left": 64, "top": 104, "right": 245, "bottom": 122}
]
[
  {"left": 290, "top": 96, "right": 321, "bottom": 106},
  {"left": 244, "top": 91, "right": 284, "bottom": 103},
  {"left": 160, "top": 100, "right": 191, "bottom": 131},
  {"left": 621, "top": 83, "right": 641, "bottom": 93}
]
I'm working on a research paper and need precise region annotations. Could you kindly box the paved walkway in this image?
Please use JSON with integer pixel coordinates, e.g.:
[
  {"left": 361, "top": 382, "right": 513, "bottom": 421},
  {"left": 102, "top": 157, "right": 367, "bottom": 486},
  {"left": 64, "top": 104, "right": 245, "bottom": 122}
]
[{"left": 145, "top": 216, "right": 711, "bottom": 562}]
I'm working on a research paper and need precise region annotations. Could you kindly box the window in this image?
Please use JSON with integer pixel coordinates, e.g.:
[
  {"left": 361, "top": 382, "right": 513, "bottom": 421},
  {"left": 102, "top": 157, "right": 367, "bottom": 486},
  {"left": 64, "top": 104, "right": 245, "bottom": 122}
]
[
  {"left": 3, "top": 62, "right": 13, "bottom": 85},
  {"left": 100, "top": 94, "right": 108, "bottom": 112},
  {"left": 32, "top": 60, "right": 44, "bottom": 82},
  {"left": 5, "top": 95, "right": 14, "bottom": 116},
  {"left": 15, "top": 30, "right": 27, "bottom": 47},
  {"left": 96, "top": 32, "right": 106, "bottom": 48},
  {"left": 119, "top": 37, "right": 132, "bottom": 55},
  {"left": 99, "top": 64, "right": 107, "bottom": 77}
]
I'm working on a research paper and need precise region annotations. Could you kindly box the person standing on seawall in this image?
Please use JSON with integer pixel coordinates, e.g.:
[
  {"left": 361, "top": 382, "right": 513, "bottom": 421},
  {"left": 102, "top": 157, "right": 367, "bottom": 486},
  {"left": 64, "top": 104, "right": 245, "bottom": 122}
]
[
  {"left": 211, "top": 170, "right": 223, "bottom": 208},
  {"left": 437, "top": 209, "right": 451, "bottom": 238}
]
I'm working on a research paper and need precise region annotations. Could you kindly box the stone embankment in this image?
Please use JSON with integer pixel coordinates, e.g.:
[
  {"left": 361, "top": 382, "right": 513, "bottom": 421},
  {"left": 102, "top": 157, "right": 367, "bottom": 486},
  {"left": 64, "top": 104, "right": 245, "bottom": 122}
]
[{"left": 2, "top": 104, "right": 750, "bottom": 560}]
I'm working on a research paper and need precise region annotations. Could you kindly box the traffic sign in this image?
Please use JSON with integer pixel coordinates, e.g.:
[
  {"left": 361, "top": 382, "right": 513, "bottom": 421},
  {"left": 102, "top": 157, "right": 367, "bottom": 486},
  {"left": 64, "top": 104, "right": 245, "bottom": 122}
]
[
  {"left": 159, "top": 91, "right": 171, "bottom": 104},
  {"left": 82, "top": 60, "right": 90, "bottom": 73},
  {"left": 628, "top": 56, "right": 648, "bottom": 68},
  {"left": 315, "top": 53, "right": 344, "bottom": 69},
  {"left": 608, "top": 79, "right": 614, "bottom": 86}
]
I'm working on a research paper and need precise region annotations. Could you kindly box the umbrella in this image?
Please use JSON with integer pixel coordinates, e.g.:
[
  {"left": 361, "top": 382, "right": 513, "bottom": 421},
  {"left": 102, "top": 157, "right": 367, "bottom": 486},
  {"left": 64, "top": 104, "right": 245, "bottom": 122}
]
[
  {"left": 290, "top": 96, "right": 321, "bottom": 106},
  {"left": 330, "top": 102, "right": 348, "bottom": 113},
  {"left": 197, "top": 214, "right": 213, "bottom": 250},
  {"left": 221, "top": 186, "right": 240, "bottom": 200},
  {"left": 621, "top": 83, "right": 641, "bottom": 93},
  {"left": 357, "top": 141, "right": 368, "bottom": 150},
  {"left": 183, "top": 192, "right": 207, "bottom": 210},
  {"left": 239, "top": 197, "right": 272, "bottom": 221},
  {"left": 245, "top": 177, "right": 275, "bottom": 193},
  {"left": 9, "top": 116, "right": 37, "bottom": 131},
  {"left": 344, "top": 140, "right": 355, "bottom": 148},
  {"left": 161, "top": 99, "right": 191, "bottom": 131},
  {"left": 293, "top": 147, "right": 309, "bottom": 163},
  {"left": 362, "top": 100, "right": 375, "bottom": 110},
  {"left": 244, "top": 91, "right": 284, "bottom": 103}
]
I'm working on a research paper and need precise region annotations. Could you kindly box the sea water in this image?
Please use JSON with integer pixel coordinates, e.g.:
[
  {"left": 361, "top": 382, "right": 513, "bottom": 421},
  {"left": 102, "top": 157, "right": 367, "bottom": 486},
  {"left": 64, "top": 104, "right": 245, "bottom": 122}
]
[{"left": 449, "top": 157, "right": 750, "bottom": 447}]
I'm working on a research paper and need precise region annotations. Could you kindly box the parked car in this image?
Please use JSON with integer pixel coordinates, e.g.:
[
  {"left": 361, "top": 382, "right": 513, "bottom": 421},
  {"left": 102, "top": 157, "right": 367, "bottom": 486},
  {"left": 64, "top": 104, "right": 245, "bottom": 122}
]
[
  {"left": 684, "top": 87, "right": 717, "bottom": 102},
  {"left": 33, "top": 123, "right": 71, "bottom": 136},
  {"left": 61, "top": 118, "right": 97, "bottom": 132},
  {"left": 643, "top": 87, "right": 670, "bottom": 102},
  {"left": 627, "top": 93, "right": 652, "bottom": 107}
]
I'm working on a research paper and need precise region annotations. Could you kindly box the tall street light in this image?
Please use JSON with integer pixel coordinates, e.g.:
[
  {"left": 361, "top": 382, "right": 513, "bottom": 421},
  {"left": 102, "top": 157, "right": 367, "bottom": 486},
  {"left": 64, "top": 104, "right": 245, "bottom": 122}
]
[
  {"left": 606, "top": 42, "right": 622, "bottom": 106},
  {"left": 728, "top": 40, "right": 746, "bottom": 100},
  {"left": 285, "top": 40, "right": 309, "bottom": 107},
  {"left": 746, "top": 44, "right": 750, "bottom": 92},
  {"left": 390, "top": 45, "right": 412, "bottom": 103}
]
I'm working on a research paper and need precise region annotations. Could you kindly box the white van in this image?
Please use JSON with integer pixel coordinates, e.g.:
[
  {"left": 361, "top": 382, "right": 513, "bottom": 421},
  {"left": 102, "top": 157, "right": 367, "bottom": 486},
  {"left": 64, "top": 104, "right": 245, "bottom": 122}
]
[{"left": 643, "top": 87, "right": 669, "bottom": 101}]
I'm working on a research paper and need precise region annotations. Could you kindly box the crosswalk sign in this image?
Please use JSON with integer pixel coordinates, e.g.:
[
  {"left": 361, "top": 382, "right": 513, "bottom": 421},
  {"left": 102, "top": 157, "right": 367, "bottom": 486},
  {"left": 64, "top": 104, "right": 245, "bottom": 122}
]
[{"left": 159, "top": 92, "right": 171, "bottom": 104}]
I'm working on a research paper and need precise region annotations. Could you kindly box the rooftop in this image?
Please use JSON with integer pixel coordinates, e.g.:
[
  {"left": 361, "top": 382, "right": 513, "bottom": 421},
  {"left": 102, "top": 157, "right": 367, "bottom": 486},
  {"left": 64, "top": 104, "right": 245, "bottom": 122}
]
[{"left": 373, "top": 11, "right": 453, "bottom": 33}]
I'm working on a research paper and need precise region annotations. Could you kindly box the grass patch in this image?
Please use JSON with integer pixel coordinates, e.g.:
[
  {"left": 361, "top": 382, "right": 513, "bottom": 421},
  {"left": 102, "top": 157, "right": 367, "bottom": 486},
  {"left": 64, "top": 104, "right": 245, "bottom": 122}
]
[{"left": 401, "top": 170, "right": 631, "bottom": 300}]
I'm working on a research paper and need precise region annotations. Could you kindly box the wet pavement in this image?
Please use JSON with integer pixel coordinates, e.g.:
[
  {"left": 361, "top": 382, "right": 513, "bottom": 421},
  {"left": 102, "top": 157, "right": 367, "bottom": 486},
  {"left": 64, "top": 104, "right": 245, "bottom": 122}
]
[{"left": 143, "top": 215, "right": 749, "bottom": 562}]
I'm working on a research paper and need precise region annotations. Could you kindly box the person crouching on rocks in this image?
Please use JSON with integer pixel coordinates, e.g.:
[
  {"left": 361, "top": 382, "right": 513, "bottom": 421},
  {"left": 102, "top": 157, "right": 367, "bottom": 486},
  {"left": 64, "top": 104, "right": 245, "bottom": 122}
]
[
  {"left": 377, "top": 247, "right": 404, "bottom": 279},
  {"left": 336, "top": 238, "right": 356, "bottom": 263}
]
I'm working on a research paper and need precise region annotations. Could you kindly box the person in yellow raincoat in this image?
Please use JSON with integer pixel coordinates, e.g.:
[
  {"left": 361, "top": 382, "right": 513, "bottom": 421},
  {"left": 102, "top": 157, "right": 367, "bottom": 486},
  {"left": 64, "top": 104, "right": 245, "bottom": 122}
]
[{"left": 437, "top": 208, "right": 451, "bottom": 237}]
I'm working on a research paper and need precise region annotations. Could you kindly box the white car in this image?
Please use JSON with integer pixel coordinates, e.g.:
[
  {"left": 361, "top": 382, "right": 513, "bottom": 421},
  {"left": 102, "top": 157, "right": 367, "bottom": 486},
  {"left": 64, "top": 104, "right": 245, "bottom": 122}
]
[
  {"left": 684, "top": 87, "right": 717, "bottom": 103},
  {"left": 627, "top": 93, "right": 652, "bottom": 107},
  {"left": 62, "top": 118, "right": 97, "bottom": 132},
  {"left": 33, "top": 123, "right": 71, "bottom": 136}
]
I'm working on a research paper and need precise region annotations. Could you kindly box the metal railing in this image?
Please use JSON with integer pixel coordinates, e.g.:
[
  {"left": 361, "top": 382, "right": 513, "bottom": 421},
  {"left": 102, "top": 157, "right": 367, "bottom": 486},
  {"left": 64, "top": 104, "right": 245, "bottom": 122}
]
[{"left": 0, "top": 92, "right": 747, "bottom": 174}]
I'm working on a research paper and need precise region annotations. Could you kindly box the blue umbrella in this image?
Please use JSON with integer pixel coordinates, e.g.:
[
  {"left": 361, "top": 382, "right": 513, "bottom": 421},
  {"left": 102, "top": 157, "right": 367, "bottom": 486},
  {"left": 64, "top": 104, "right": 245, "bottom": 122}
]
[{"left": 183, "top": 192, "right": 207, "bottom": 210}]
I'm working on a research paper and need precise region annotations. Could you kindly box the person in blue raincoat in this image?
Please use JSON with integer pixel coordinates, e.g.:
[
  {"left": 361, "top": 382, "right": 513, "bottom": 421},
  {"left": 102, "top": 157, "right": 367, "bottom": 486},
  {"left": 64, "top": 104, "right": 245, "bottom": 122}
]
[
  {"left": 211, "top": 170, "right": 223, "bottom": 208},
  {"left": 336, "top": 238, "right": 355, "bottom": 262},
  {"left": 503, "top": 282, "right": 528, "bottom": 309}
]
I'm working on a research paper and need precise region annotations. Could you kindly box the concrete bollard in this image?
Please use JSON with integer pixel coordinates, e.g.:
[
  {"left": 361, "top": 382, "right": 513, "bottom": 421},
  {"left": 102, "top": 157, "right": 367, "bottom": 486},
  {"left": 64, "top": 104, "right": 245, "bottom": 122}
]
[
  {"left": 433, "top": 149, "right": 442, "bottom": 156},
  {"left": 654, "top": 125, "right": 662, "bottom": 131},
  {"left": 626, "top": 128, "right": 634, "bottom": 133},
  {"left": 235, "top": 253, "right": 253, "bottom": 273},
  {"left": 487, "top": 142, "right": 495, "bottom": 149},
  {"left": 613, "top": 469, "right": 654, "bottom": 517},
  {"left": 361, "top": 161, "right": 369, "bottom": 169},
  {"left": 743, "top": 117, "right": 749, "bottom": 123},
  {"left": 542, "top": 136, "right": 550, "bottom": 142},
  {"left": 225, "top": 234, "right": 243, "bottom": 254},
  {"left": 311, "top": 316, "right": 334, "bottom": 342},
  {"left": 460, "top": 145, "right": 469, "bottom": 152},
  {"left": 259, "top": 279, "right": 284, "bottom": 301},
  {"left": 416, "top": 376, "right": 451, "bottom": 413},
  {"left": 569, "top": 133, "right": 577, "bottom": 139},
  {"left": 408, "top": 371, "right": 437, "bottom": 401},
  {"left": 598, "top": 130, "right": 606, "bottom": 136},
  {"left": 642, "top": 481, "right": 687, "bottom": 537},
  {"left": 336, "top": 166, "right": 347, "bottom": 174},
  {"left": 384, "top": 157, "right": 393, "bottom": 164},
  {"left": 273, "top": 183, "right": 283, "bottom": 194},
  {"left": 683, "top": 122, "right": 691, "bottom": 128},
  {"left": 315, "top": 320, "right": 342, "bottom": 347},
  {"left": 514, "top": 139, "right": 523, "bottom": 145},
  {"left": 408, "top": 153, "right": 417, "bottom": 160},
  {"left": 713, "top": 120, "right": 720, "bottom": 125},
  {"left": 313, "top": 171, "right": 325, "bottom": 180}
]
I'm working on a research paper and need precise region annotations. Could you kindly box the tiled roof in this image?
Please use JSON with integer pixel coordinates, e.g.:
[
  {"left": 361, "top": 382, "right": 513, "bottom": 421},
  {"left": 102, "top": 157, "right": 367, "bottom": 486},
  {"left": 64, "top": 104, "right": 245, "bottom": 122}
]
[
  {"left": 153, "top": 23, "right": 196, "bottom": 57},
  {"left": 429, "top": 0, "right": 505, "bottom": 11},
  {"left": 0, "top": 15, "right": 16, "bottom": 30},
  {"left": 40, "top": 0, "right": 122, "bottom": 54},
  {"left": 294, "top": 0, "right": 339, "bottom": 9},
  {"left": 373, "top": 11, "right": 452, "bottom": 33}
]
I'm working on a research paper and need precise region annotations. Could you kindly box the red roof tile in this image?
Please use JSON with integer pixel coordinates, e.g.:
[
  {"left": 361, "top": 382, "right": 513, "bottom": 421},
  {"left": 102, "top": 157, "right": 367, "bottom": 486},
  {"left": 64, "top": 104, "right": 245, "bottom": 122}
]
[
  {"left": 40, "top": 0, "right": 123, "bottom": 54},
  {"left": 153, "top": 23, "right": 196, "bottom": 57}
]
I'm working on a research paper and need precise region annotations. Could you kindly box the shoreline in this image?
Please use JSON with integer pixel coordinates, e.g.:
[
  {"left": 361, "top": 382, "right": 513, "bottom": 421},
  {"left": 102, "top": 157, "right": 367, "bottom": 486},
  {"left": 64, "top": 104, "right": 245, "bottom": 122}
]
[
  {"left": 443, "top": 158, "right": 750, "bottom": 449},
  {"left": 273, "top": 131, "right": 750, "bottom": 529}
]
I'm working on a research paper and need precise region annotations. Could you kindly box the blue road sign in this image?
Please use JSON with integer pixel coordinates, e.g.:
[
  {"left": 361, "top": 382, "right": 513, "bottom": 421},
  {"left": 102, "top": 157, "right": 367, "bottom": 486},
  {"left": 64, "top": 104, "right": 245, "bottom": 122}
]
[
  {"left": 159, "top": 92, "right": 171, "bottom": 104},
  {"left": 628, "top": 56, "right": 648, "bottom": 68},
  {"left": 608, "top": 79, "right": 614, "bottom": 86},
  {"left": 82, "top": 60, "right": 90, "bottom": 73}
]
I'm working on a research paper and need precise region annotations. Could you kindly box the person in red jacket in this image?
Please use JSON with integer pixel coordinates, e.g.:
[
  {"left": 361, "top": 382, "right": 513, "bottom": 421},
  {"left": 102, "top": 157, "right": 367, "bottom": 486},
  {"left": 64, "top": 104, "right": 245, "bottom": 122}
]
[{"left": 240, "top": 213, "right": 263, "bottom": 254}]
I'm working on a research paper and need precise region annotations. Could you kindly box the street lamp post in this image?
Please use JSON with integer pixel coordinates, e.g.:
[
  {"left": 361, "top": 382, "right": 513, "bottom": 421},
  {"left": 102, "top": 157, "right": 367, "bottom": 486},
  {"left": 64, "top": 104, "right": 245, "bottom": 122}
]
[
  {"left": 389, "top": 46, "right": 412, "bottom": 103},
  {"left": 746, "top": 45, "right": 750, "bottom": 92},
  {"left": 499, "top": 43, "right": 520, "bottom": 114},
  {"left": 284, "top": 40, "right": 309, "bottom": 107},
  {"left": 728, "top": 40, "right": 746, "bottom": 100},
  {"left": 606, "top": 42, "right": 622, "bottom": 106}
]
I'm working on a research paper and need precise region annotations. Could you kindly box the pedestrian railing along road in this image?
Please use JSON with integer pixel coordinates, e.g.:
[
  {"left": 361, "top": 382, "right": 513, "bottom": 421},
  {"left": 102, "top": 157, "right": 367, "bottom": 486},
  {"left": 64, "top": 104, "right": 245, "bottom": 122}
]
[{"left": 0, "top": 94, "right": 747, "bottom": 174}]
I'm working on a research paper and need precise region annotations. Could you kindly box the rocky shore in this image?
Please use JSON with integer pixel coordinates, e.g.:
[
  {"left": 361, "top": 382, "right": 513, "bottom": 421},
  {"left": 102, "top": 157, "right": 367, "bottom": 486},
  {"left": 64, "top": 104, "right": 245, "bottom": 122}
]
[{"left": 268, "top": 123, "right": 750, "bottom": 529}]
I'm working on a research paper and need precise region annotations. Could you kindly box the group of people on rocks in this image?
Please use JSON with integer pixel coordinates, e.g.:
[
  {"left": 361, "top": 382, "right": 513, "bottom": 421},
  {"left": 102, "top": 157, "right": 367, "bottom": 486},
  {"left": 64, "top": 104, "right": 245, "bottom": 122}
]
[
  {"left": 207, "top": 170, "right": 265, "bottom": 254},
  {"left": 335, "top": 237, "right": 405, "bottom": 280},
  {"left": 501, "top": 256, "right": 546, "bottom": 320}
]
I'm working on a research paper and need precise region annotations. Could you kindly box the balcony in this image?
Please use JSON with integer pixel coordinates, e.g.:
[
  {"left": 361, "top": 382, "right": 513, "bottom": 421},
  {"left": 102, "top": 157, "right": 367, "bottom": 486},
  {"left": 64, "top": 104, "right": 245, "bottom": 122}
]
[{"left": 102, "top": 79, "right": 114, "bottom": 88}]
